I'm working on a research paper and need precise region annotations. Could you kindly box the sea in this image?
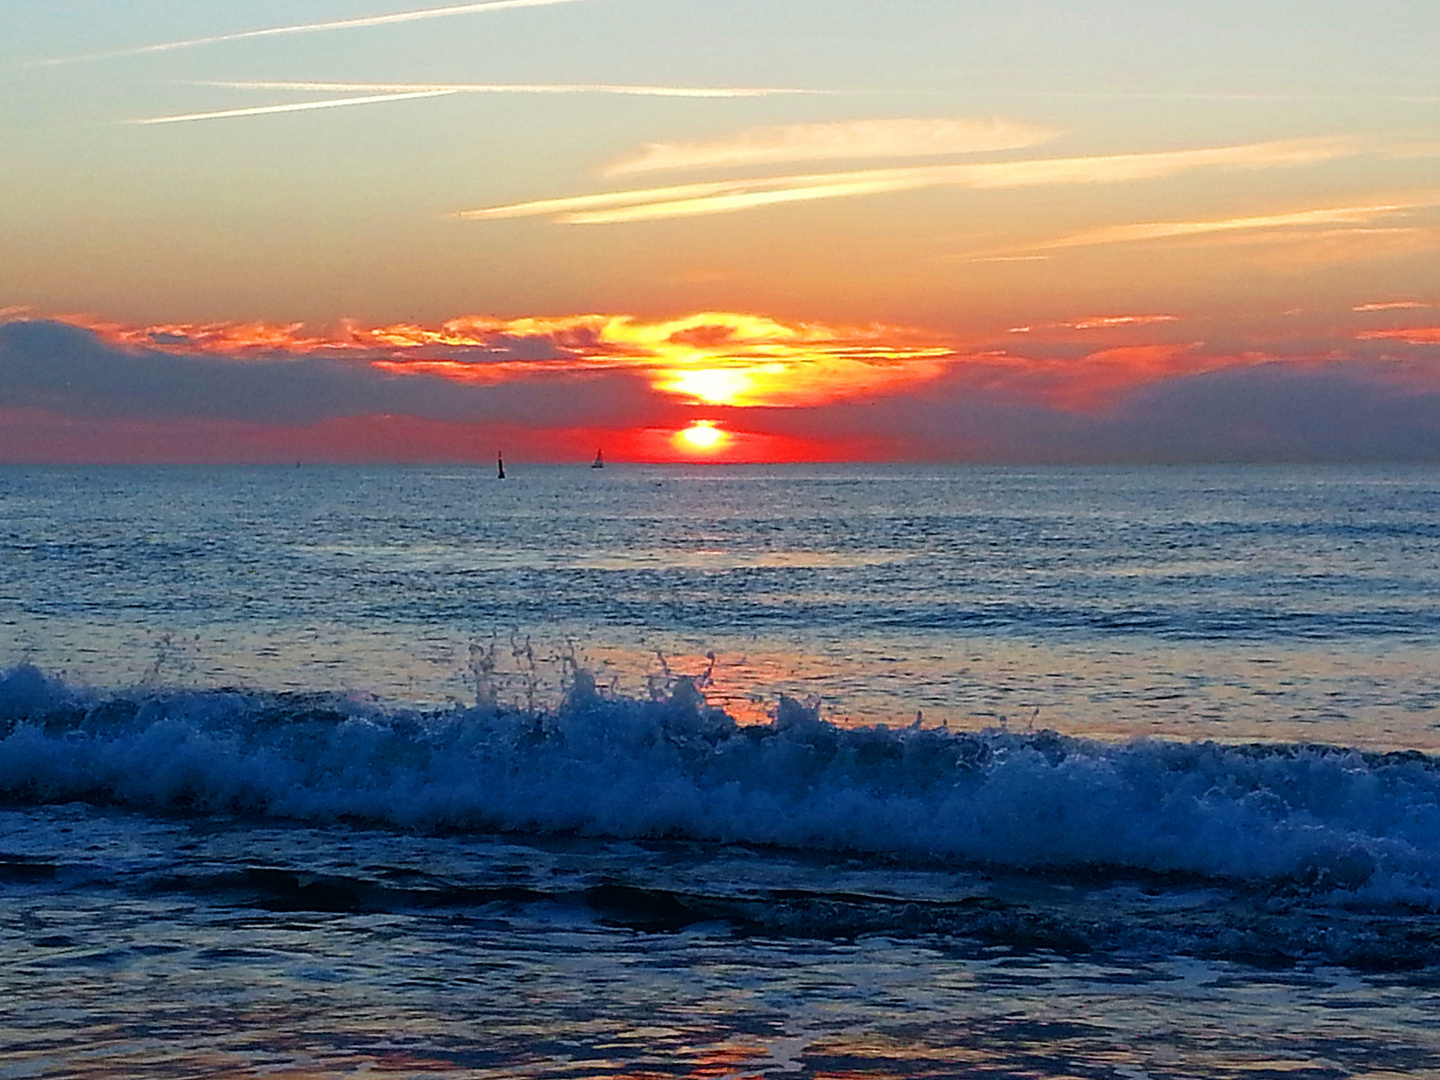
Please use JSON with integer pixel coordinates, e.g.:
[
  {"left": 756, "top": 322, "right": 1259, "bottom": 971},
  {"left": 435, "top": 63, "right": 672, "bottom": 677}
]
[{"left": 3, "top": 463, "right": 1440, "bottom": 1079}]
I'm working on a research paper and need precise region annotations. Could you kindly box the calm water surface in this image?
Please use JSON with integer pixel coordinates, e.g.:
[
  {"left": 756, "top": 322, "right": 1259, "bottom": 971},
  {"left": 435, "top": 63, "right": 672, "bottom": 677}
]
[
  {"left": 4, "top": 463, "right": 1438, "bottom": 744},
  {"left": 4, "top": 464, "right": 1440, "bottom": 1078}
]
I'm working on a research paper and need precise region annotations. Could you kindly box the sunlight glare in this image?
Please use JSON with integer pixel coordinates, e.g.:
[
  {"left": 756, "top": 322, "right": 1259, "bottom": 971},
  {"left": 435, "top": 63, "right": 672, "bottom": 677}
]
[
  {"left": 675, "top": 420, "right": 729, "bottom": 453},
  {"left": 659, "top": 367, "right": 754, "bottom": 406}
]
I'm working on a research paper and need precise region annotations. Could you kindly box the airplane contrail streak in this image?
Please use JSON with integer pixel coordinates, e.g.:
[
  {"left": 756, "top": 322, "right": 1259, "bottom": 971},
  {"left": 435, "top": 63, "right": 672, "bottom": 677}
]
[
  {"left": 33, "top": 0, "right": 597, "bottom": 67},
  {"left": 198, "top": 80, "right": 817, "bottom": 99},
  {"left": 460, "top": 137, "right": 1370, "bottom": 225},
  {"left": 129, "top": 91, "right": 458, "bottom": 126}
]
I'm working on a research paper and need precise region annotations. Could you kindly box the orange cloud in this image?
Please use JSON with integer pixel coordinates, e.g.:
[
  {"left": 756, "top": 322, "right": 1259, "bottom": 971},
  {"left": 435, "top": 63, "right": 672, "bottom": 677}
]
[
  {"left": 37, "top": 304, "right": 1438, "bottom": 428},
  {"left": 9, "top": 309, "right": 1440, "bottom": 465},
  {"left": 61, "top": 316, "right": 956, "bottom": 414},
  {"left": 599, "top": 312, "right": 954, "bottom": 407},
  {"left": 922, "top": 342, "right": 1302, "bottom": 413},
  {"left": 1353, "top": 301, "right": 1435, "bottom": 312},
  {"left": 1358, "top": 326, "right": 1440, "bottom": 344},
  {"left": 1009, "top": 314, "right": 1179, "bottom": 333},
  {"left": 1042, "top": 343, "right": 1249, "bottom": 410},
  {"left": 69, "top": 311, "right": 954, "bottom": 409}
]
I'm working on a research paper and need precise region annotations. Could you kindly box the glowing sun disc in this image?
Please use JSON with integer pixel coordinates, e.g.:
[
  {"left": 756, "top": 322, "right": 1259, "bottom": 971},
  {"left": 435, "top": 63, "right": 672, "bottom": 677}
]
[{"left": 676, "top": 420, "right": 727, "bottom": 452}]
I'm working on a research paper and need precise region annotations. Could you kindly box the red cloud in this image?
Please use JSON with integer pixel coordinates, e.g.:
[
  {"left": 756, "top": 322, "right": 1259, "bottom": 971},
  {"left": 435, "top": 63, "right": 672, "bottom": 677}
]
[{"left": 7, "top": 306, "right": 1440, "bottom": 464}]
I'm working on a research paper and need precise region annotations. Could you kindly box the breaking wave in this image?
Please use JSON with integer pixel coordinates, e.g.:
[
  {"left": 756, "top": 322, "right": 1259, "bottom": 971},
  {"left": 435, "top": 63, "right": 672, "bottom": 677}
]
[{"left": 3, "top": 664, "right": 1439, "bottom": 907}]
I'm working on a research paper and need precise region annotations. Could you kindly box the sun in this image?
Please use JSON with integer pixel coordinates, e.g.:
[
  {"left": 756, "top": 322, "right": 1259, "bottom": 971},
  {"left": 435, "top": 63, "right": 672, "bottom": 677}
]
[{"left": 674, "top": 420, "right": 729, "bottom": 453}]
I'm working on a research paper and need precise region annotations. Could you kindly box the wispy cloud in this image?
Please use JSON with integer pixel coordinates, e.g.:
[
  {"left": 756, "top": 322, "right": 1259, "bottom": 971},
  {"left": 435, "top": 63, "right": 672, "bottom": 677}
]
[
  {"left": 1354, "top": 300, "right": 1437, "bottom": 312},
  {"left": 1012, "top": 90, "right": 1440, "bottom": 104},
  {"left": 31, "top": 0, "right": 597, "bottom": 67},
  {"left": 462, "top": 137, "right": 1368, "bottom": 224},
  {"left": 1009, "top": 315, "right": 1179, "bottom": 333},
  {"left": 199, "top": 80, "right": 818, "bottom": 100},
  {"left": 129, "top": 79, "right": 818, "bottom": 127},
  {"left": 960, "top": 198, "right": 1440, "bottom": 260},
  {"left": 604, "top": 118, "right": 1060, "bottom": 175},
  {"left": 968, "top": 254, "right": 1055, "bottom": 263},
  {"left": 128, "top": 90, "right": 459, "bottom": 126},
  {"left": 985, "top": 202, "right": 1430, "bottom": 255},
  {"left": 1358, "top": 326, "right": 1440, "bottom": 344}
]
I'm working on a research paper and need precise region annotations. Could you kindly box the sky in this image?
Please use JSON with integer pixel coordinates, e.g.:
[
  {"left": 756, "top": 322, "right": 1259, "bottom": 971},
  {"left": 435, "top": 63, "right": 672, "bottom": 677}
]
[{"left": 2, "top": 0, "right": 1439, "bottom": 463}]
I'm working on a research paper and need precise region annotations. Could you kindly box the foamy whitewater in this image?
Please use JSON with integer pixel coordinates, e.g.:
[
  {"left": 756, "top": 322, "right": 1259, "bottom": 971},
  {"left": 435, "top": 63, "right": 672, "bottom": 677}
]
[{"left": 5, "top": 465, "right": 1440, "bottom": 1077}]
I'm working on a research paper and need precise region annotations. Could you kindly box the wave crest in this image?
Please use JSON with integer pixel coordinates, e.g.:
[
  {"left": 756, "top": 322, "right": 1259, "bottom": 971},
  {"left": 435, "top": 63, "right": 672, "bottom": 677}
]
[{"left": 3, "top": 664, "right": 1438, "bottom": 904}]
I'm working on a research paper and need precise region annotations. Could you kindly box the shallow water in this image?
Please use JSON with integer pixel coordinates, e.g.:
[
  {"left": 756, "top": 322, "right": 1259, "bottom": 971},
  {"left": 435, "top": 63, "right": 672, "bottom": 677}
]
[{"left": 5, "top": 803, "right": 1440, "bottom": 1080}]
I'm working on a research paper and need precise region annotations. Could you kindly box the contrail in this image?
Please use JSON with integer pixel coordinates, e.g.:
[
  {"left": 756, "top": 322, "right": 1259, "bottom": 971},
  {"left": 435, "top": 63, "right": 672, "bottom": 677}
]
[
  {"left": 129, "top": 91, "right": 458, "bottom": 126},
  {"left": 1012, "top": 90, "right": 1440, "bottom": 104},
  {"left": 31, "top": 0, "right": 597, "bottom": 67},
  {"left": 460, "top": 137, "right": 1369, "bottom": 225},
  {"left": 199, "top": 80, "right": 819, "bottom": 99}
]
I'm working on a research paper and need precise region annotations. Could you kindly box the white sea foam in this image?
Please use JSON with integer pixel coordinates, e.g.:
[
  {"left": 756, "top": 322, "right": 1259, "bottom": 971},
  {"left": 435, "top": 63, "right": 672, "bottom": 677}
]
[{"left": 2, "top": 664, "right": 1438, "bottom": 906}]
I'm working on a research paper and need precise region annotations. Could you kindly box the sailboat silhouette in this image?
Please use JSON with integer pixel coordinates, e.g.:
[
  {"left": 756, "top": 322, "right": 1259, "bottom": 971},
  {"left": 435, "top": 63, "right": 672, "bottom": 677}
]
[{"left": 591, "top": 449, "right": 604, "bottom": 469}]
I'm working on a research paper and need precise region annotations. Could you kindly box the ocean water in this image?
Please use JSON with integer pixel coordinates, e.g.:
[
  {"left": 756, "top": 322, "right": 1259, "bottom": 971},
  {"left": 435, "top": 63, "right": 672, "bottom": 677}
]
[{"left": 4, "top": 464, "right": 1440, "bottom": 1079}]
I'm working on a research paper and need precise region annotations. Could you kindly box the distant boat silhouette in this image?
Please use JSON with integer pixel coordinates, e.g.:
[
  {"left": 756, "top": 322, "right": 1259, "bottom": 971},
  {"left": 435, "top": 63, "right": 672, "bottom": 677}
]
[
  {"left": 591, "top": 449, "right": 604, "bottom": 469},
  {"left": 497, "top": 452, "right": 505, "bottom": 480}
]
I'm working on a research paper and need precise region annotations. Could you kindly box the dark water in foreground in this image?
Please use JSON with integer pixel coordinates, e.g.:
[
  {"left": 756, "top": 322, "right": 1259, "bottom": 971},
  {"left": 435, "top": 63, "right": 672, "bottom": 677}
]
[{"left": 4, "top": 465, "right": 1440, "bottom": 1077}]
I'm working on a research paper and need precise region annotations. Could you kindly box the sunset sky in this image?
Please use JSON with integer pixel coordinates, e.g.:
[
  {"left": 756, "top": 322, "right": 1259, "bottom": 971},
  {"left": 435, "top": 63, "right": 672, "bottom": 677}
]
[{"left": 3, "top": 0, "right": 1439, "bottom": 462}]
